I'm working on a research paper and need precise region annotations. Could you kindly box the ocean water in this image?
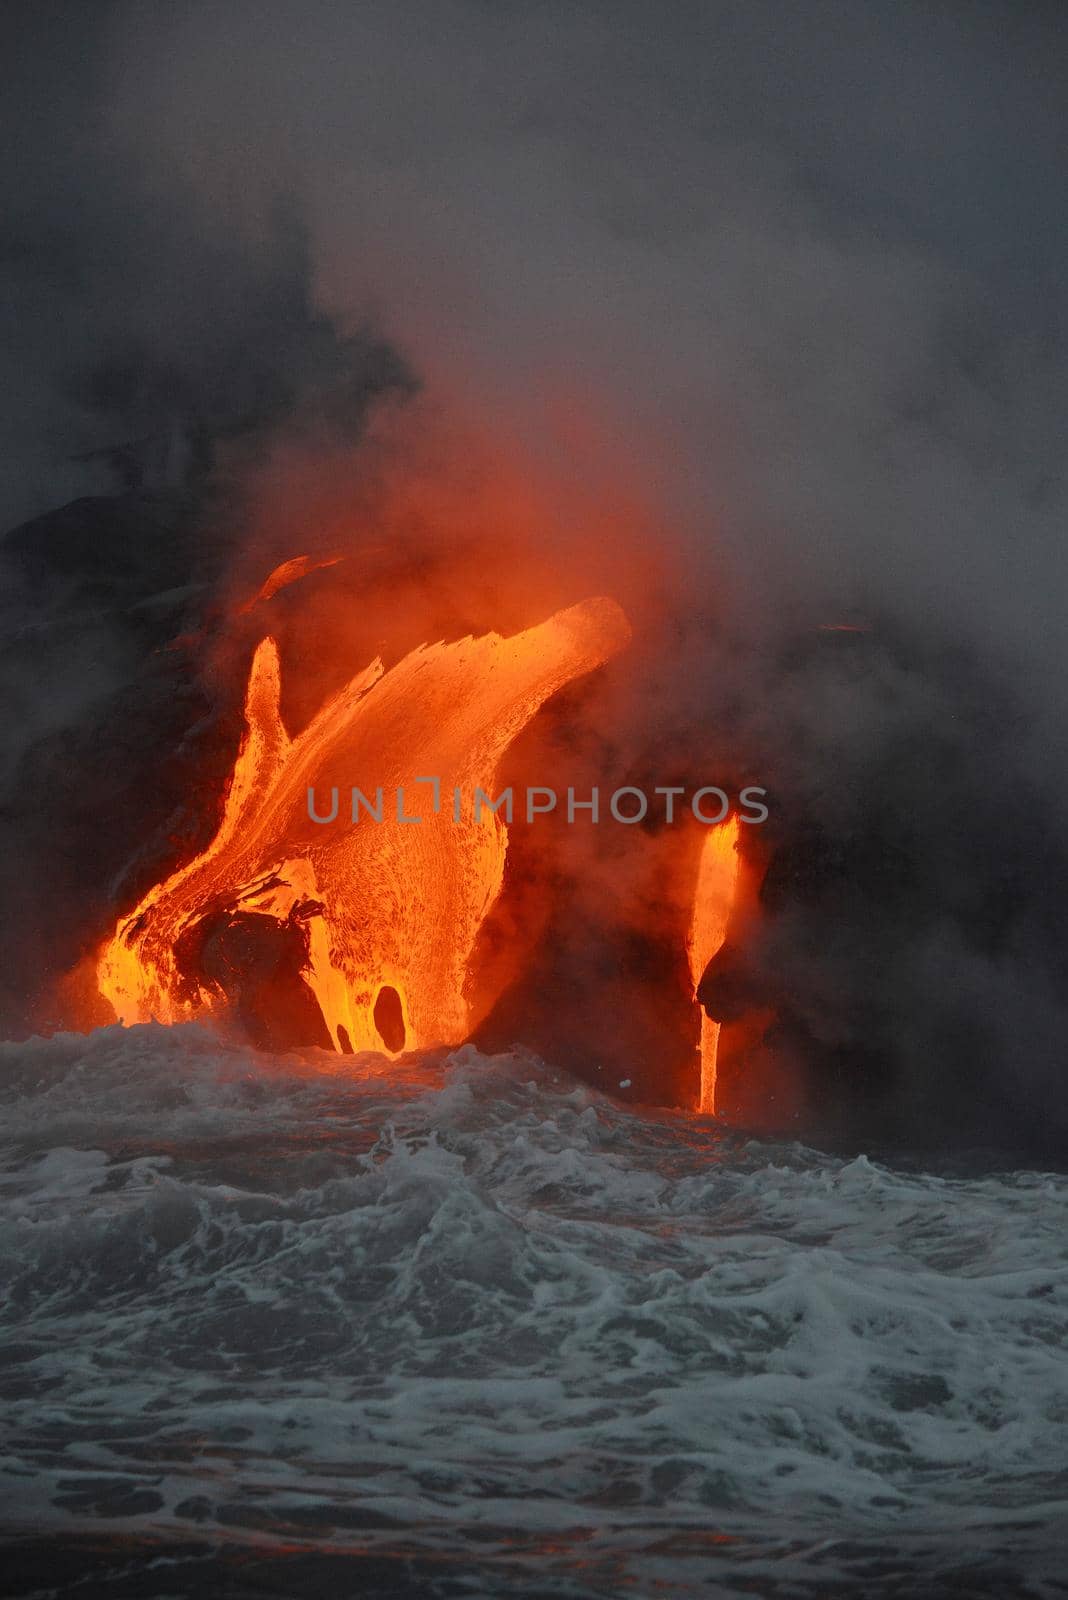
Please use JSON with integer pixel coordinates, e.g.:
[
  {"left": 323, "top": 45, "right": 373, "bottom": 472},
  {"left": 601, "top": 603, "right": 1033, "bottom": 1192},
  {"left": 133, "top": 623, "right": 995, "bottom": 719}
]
[{"left": 2, "top": 1024, "right": 1067, "bottom": 1598}]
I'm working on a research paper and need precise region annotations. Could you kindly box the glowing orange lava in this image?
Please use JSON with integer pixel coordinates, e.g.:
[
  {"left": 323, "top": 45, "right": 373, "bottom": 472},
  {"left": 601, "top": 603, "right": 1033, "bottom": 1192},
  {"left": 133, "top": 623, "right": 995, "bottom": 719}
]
[
  {"left": 687, "top": 814, "right": 741, "bottom": 1114},
  {"left": 237, "top": 553, "right": 344, "bottom": 612},
  {"left": 98, "top": 598, "right": 630, "bottom": 1055}
]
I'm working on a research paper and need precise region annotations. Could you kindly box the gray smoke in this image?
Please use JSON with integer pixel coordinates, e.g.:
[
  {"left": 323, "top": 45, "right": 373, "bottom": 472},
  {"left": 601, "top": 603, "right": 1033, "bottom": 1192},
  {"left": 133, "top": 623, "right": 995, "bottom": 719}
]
[{"left": 2, "top": 1, "right": 1067, "bottom": 1149}]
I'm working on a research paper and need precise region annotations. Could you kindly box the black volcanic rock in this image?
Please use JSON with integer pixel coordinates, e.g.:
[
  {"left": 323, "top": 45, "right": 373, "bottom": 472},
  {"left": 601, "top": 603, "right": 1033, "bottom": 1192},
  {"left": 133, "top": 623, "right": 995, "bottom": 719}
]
[
  {"left": 695, "top": 942, "right": 766, "bottom": 1023},
  {"left": 0, "top": 491, "right": 242, "bottom": 1034},
  {"left": 3, "top": 490, "right": 216, "bottom": 601}
]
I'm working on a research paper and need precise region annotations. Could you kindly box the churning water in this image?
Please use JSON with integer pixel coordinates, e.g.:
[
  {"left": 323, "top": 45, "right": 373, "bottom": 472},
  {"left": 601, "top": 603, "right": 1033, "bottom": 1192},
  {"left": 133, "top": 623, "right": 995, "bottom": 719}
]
[{"left": 2, "top": 1024, "right": 1067, "bottom": 1597}]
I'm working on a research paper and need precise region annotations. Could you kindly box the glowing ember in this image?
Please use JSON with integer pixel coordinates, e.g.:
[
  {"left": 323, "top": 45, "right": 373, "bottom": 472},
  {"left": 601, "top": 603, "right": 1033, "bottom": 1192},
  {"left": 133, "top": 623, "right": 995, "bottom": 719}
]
[
  {"left": 687, "top": 815, "right": 741, "bottom": 1113},
  {"left": 238, "top": 552, "right": 345, "bottom": 611},
  {"left": 98, "top": 598, "right": 630, "bottom": 1056}
]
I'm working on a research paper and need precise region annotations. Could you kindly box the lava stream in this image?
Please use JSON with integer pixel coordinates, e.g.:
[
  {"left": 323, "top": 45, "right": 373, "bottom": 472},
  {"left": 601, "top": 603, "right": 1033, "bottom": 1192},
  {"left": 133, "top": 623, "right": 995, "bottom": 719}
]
[
  {"left": 688, "top": 815, "right": 741, "bottom": 1113},
  {"left": 98, "top": 597, "right": 630, "bottom": 1055}
]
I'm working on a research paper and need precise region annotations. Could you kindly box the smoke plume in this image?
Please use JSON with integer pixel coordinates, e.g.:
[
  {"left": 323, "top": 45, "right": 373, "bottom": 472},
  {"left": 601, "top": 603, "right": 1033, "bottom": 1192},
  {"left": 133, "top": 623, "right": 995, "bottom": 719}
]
[{"left": 3, "top": 1, "right": 1067, "bottom": 1151}]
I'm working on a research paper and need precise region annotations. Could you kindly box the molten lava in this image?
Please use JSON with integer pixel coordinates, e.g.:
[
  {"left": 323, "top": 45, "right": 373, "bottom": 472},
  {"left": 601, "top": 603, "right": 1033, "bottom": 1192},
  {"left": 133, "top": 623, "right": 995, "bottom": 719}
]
[
  {"left": 237, "top": 553, "right": 344, "bottom": 612},
  {"left": 98, "top": 598, "right": 630, "bottom": 1055},
  {"left": 688, "top": 815, "right": 741, "bottom": 1114}
]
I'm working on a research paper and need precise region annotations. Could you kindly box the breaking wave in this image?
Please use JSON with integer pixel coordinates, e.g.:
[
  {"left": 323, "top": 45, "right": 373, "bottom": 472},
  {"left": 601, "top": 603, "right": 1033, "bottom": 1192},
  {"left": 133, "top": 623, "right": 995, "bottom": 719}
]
[{"left": 2, "top": 1024, "right": 1068, "bottom": 1596}]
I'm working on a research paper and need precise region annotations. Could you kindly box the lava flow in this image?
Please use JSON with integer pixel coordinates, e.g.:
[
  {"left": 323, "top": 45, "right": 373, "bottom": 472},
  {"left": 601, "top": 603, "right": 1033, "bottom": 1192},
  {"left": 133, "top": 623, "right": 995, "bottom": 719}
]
[
  {"left": 688, "top": 814, "right": 741, "bottom": 1113},
  {"left": 98, "top": 598, "right": 631, "bottom": 1056}
]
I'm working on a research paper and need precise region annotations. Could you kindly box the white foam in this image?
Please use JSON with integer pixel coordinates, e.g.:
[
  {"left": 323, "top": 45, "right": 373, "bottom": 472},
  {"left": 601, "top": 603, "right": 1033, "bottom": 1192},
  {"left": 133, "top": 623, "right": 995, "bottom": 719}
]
[{"left": 2, "top": 1024, "right": 1067, "bottom": 1592}]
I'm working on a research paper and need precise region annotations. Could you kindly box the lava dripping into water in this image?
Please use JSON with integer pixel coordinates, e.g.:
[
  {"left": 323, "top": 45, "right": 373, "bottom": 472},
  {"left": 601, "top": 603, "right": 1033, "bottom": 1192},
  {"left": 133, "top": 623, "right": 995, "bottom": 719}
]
[{"left": 688, "top": 814, "right": 741, "bottom": 1113}]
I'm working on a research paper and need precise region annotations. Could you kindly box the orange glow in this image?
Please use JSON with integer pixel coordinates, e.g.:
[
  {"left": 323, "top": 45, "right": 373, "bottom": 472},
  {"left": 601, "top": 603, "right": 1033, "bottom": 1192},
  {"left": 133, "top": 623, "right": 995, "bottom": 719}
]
[
  {"left": 97, "top": 598, "right": 630, "bottom": 1056},
  {"left": 687, "top": 815, "right": 741, "bottom": 1114},
  {"left": 237, "top": 553, "right": 344, "bottom": 612}
]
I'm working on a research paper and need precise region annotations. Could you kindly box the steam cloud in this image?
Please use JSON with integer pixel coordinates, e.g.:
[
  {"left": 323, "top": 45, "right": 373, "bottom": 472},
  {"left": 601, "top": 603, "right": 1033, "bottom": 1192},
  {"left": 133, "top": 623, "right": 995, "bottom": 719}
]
[{"left": 2, "top": 1, "right": 1067, "bottom": 1151}]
